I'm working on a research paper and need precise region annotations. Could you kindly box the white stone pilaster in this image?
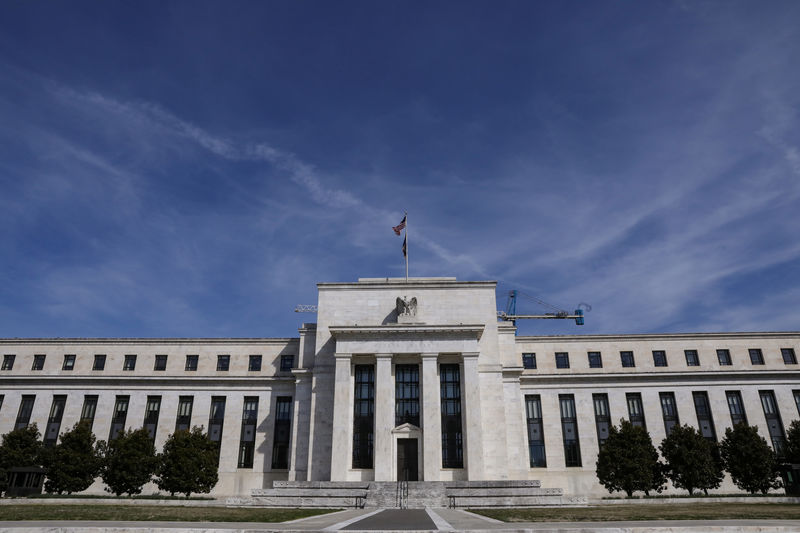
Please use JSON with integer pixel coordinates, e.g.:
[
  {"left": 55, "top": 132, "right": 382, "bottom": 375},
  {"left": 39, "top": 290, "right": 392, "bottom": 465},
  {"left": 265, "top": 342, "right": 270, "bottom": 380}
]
[
  {"left": 462, "top": 352, "right": 485, "bottom": 480},
  {"left": 374, "top": 354, "right": 394, "bottom": 481},
  {"left": 330, "top": 353, "right": 352, "bottom": 481},
  {"left": 289, "top": 370, "right": 312, "bottom": 481},
  {"left": 421, "top": 353, "right": 441, "bottom": 481}
]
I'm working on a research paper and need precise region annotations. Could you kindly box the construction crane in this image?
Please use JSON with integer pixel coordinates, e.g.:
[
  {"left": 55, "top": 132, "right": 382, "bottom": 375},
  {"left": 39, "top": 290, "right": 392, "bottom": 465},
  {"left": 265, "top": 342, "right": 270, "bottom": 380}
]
[
  {"left": 294, "top": 305, "right": 318, "bottom": 313},
  {"left": 497, "top": 290, "right": 589, "bottom": 326}
]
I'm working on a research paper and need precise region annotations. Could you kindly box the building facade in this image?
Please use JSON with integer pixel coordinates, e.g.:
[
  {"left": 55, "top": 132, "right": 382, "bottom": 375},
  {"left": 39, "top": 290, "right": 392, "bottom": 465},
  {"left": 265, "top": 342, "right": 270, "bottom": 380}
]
[{"left": 1, "top": 277, "right": 799, "bottom": 496}]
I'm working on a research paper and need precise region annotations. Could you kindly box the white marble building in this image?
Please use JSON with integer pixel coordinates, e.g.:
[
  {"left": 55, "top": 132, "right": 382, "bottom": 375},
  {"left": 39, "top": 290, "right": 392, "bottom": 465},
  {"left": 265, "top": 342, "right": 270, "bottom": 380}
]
[{"left": 1, "top": 277, "right": 799, "bottom": 496}]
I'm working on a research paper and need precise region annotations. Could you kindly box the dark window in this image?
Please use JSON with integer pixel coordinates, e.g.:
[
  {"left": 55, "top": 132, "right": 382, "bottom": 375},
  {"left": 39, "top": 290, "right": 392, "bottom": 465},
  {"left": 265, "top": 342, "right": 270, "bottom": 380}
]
[
  {"left": 440, "top": 364, "right": 463, "bottom": 468},
  {"left": 726, "top": 391, "right": 747, "bottom": 426},
  {"left": 525, "top": 395, "right": 546, "bottom": 467},
  {"left": 782, "top": 348, "right": 797, "bottom": 365},
  {"left": 143, "top": 396, "right": 161, "bottom": 440},
  {"left": 238, "top": 396, "right": 258, "bottom": 468},
  {"left": 62, "top": 354, "right": 75, "bottom": 371},
  {"left": 693, "top": 391, "right": 716, "bottom": 441},
  {"left": 32, "top": 354, "right": 46, "bottom": 371},
  {"left": 555, "top": 352, "right": 570, "bottom": 369},
  {"left": 271, "top": 397, "right": 292, "bottom": 469},
  {"left": 80, "top": 395, "right": 98, "bottom": 430},
  {"left": 185, "top": 354, "right": 198, "bottom": 371},
  {"left": 593, "top": 393, "right": 610, "bottom": 445},
  {"left": 588, "top": 352, "right": 602, "bottom": 368},
  {"left": 627, "top": 393, "right": 646, "bottom": 430},
  {"left": 93, "top": 354, "right": 106, "bottom": 370},
  {"left": 1, "top": 354, "right": 14, "bottom": 370},
  {"left": 717, "top": 349, "right": 732, "bottom": 366},
  {"left": 217, "top": 355, "right": 230, "bottom": 371},
  {"left": 522, "top": 353, "right": 536, "bottom": 369},
  {"left": 0, "top": 395, "right": 3, "bottom": 412},
  {"left": 620, "top": 351, "right": 635, "bottom": 368},
  {"left": 280, "top": 354, "right": 294, "bottom": 371},
  {"left": 154, "top": 354, "right": 168, "bottom": 371},
  {"left": 208, "top": 396, "right": 226, "bottom": 462},
  {"left": 749, "top": 349, "right": 764, "bottom": 365},
  {"left": 353, "top": 365, "right": 375, "bottom": 469},
  {"left": 15, "top": 395, "right": 35, "bottom": 430},
  {"left": 760, "top": 390, "right": 786, "bottom": 457},
  {"left": 109, "top": 395, "right": 129, "bottom": 440},
  {"left": 395, "top": 364, "right": 420, "bottom": 427},
  {"left": 795, "top": 390, "right": 800, "bottom": 417},
  {"left": 123, "top": 354, "right": 136, "bottom": 371},
  {"left": 44, "top": 395, "right": 66, "bottom": 446},
  {"left": 660, "top": 392, "right": 679, "bottom": 436},
  {"left": 684, "top": 350, "right": 699, "bottom": 366},
  {"left": 175, "top": 396, "right": 194, "bottom": 432},
  {"left": 248, "top": 355, "right": 262, "bottom": 371},
  {"left": 652, "top": 350, "right": 667, "bottom": 367},
  {"left": 560, "top": 394, "right": 581, "bottom": 467}
]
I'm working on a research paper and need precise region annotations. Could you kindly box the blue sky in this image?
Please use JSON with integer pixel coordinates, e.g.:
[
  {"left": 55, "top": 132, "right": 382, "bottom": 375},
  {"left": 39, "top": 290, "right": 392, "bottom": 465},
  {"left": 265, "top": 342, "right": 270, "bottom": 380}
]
[{"left": 1, "top": 1, "right": 798, "bottom": 337}]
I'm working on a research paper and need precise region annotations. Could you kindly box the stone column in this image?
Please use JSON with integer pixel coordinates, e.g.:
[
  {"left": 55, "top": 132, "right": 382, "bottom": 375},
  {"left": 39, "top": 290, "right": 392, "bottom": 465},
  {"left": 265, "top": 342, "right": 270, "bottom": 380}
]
[
  {"left": 288, "top": 370, "right": 312, "bottom": 481},
  {"left": 421, "top": 353, "right": 441, "bottom": 481},
  {"left": 462, "top": 352, "right": 485, "bottom": 480},
  {"left": 374, "top": 354, "right": 394, "bottom": 481},
  {"left": 329, "top": 353, "right": 352, "bottom": 481}
]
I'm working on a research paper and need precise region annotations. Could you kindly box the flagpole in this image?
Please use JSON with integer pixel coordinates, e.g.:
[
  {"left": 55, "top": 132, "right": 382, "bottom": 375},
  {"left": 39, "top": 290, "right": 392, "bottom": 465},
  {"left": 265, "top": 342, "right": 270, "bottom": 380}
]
[{"left": 405, "top": 211, "right": 409, "bottom": 282}]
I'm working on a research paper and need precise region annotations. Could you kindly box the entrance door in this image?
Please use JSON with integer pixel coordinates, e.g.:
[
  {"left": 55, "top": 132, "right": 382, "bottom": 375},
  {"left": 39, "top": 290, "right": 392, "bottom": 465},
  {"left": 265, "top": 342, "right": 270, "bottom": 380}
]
[{"left": 397, "top": 438, "right": 419, "bottom": 481}]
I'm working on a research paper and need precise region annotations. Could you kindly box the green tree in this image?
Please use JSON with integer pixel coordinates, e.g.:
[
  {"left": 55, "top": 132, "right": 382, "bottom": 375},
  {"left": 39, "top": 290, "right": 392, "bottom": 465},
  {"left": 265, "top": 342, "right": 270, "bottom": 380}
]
[
  {"left": 783, "top": 420, "right": 800, "bottom": 464},
  {"left": 40, "top": 421, "right": 103, "bottom": 494},
  {"left": 720, "top": 423, "right": 781, "bottom": 494},
  {"left": 98, "top": 428, "right": 158, "bottom": 496},
  {"left": 0, "top": 424, "right": 43, "bottom": 493},
  {"left": 659, "top": 424, "right": 723, "bottom": 495},
  {"left": 156, "top": 427, "right": 219, "bottom": 497},
  {"left": 596, "top": 419, "right": 665, "bottom": 497}
]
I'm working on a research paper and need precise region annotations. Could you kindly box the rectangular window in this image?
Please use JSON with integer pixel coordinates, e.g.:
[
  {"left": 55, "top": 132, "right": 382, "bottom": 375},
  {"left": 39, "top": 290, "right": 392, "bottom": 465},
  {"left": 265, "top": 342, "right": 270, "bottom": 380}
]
[
  {"left": 555, "top": 352, "right": 570, "bottom": 369},
  {"left": 440, "top": 364, "right": 463, "bottom": 468},
  {"left": 593, "top": 393, "right": 611, "bottom": 445},
  {"left": 143, "top": 396, "right": 161, "bottom": 440},
  {"left": 522, "top": 353, "right": 536, "bottom": 369},
  {"left": 717, "top": 349, "right": 732, "bottom": 366},
  {"left": 271, "top": 396, "right": 292, "bottom": 469},
  {"left": 652, "top": 350, "right": 667, "bottom": 367},
  {"left": 185, "top": 354, "right": 198, "bottom": 371},
  {"left": 782, "top": 348, "right": 797, "bottom": 365},
  {"left": 80, "top": 395, "right": 98, "bottom": 430},
  {"left": 175, "top": 396, "right": 194, "bottom": 432},
  {"left": 248, "top": 355, "right": 262, "bottom": 371},
  {"left": 525, "top": 395, "right": 546, "bottom": 467},
  {"left": 353, "top": 365, "right": 375, "bottom": 469},
  {"left": 217, "top": 354, "right": 230, "bottom": 371},
  {"left": 44, "top": 395, "right": 67, "bottom": 446},
  {"left": 693, "top": 391, "right": 716, "bottom": 441},
  {"left": 280, "top": 354, "right": 294, "bottom": 371},
  {"left": 208, "top": 396, "right": 226, "bottom": 444},
  {"left": 93, "top": 354, "right": 106, "bottom": 371},
  {"left": 109, "top": 395, "right": 129, "bottom": 440},
  {"left": 627, "top": 393, "right": 646, "bottom": 430},
  {"left": 154, "top": 354, "right": 168, "bottom": 371},
  {"left": 620, "top": 351, "right": 635, "bottom": 368},
  {"left": 794, "top": 390, "right": 800, "bottom": 417},
  {"left": 32, "top": 354, "right": 46, "bottom": 371},
  {"left": 238, "top": 396, "right": 258, "bottom": 468},
  {"left": 588, "top": 351, "right": 602, "bottom": 368},
  {"left": 395, "top": 364, "right": 420, "bottom": 427},
  {"left": 726, "top": 391, "right": 747, "bottom": 426},
  {"left": 0, "top": 395, "right": 3, "bottom": 412},
  {"left": 15, "top": 395, "right": 35, "bottom": 430},
  {"left": 123, "top": 354, "right": 136, "bottom": 371},
  {"left": 62, "top": 354, "right": 75, "bottom": 371},
  {"left": 684, "top": 350, "right": 699, "bottom": 366},
  {"left": 659, "top": 392, "right": 679, "bottom": 436},
  {"left": 560, "top": 394, "right": 581, "bottom": 467},
  {"left": 749, "top": 348, "right": 764, "bottom": 365},
  {"left": 2, "top": 354, "right": 15, "bottom": 370},
  {"left": 760, "top": 390, "right": 786, "bottom": 456}
]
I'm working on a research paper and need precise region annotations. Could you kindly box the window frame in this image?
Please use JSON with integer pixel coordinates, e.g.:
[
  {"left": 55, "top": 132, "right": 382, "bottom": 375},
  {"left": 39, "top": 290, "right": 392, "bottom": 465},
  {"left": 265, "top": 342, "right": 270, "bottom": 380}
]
[
  {"left": 781, "top": 348, "right": 797, "bottom": 365},
  {"left": 522, "top": 353, "right": 536, "bottom": 369},
  {"left": 620, "top": 351, "right": 635, "bottom": 368},
  {"left": 217, "top": 354, "right": 230, "bottom": 371},
  {"left": 248, "top": 354, "right": 262, "bottom": 372},
  {"left": 154, "top": 354, "right": 168, "bottom": 371},
  {"left": 716, "top": 349, "right": 732, "bottom": 366},
  {"left": 684, "top": 349, "right": 700, "bottom": 367},
  {"left": 2, "top": 354, "right": 15, "bottom": 371},
  {"left": 93, "top": 354, "right": 106, "bottom": 371},
  {"left": 280, "top": 354, "right": 294, "bottom": 371},
  {"left": 555, "top": 352, "right": 570, "bottom": 369},
  {"left": 587, "top": 351, "right": 602, "bottom": 368},
  {"left": 123, "top": 354, "right": 137, "bottom": 371},
  {"left": 652, "top": 350, "right": 667, "bottom": 367},
  {"left": 32, "top": 354, "right": 46, "bottom": 371},
  {"left": 749, "top": 348, "right": 765, "bottom": 365},
  {"left": 185, "top": 354, "right": 198, "bottom": 371}
]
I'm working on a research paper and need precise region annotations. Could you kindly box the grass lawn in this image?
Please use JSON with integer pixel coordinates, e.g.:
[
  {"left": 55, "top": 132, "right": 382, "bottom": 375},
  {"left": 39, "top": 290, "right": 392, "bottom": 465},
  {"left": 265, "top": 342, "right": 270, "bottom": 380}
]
[
  {"left": 471, "top": 503, "right": 800, "bottom": 522},
  {"left": 0, "top": 504, "right": 337, "bottom": 523}
]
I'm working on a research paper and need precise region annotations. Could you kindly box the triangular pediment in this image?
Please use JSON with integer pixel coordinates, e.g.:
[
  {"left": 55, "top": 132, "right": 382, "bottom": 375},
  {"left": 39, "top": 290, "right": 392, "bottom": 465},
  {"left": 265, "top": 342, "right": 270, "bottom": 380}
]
[{"left": 391, "top": 422, "right": 421, "bottom": 434}]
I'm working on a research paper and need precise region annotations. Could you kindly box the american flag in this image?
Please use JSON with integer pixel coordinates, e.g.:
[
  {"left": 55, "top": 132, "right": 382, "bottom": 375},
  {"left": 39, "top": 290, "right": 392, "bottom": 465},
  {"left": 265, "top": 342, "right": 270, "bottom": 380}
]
[{"left": 392, "top": 215, "right": 406, "bottom": 236}]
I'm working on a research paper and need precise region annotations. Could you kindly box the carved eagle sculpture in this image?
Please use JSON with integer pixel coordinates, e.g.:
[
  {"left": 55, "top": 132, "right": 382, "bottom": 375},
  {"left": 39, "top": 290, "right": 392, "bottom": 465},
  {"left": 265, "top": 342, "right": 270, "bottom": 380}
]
[{"left": 396, "top": 296, "right": 417, "bottom": 317}]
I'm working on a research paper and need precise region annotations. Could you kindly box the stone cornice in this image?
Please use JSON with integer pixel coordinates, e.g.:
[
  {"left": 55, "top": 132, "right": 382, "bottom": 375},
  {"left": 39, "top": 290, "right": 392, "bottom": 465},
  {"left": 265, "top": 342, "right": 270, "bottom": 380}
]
[
  {"left": 329, "top": 324, "right": 484, "bottom": 340},
  {"left": 0, "top": 375, "right": 298, "bottom": 387},
  {"left": 0, "top": 338, "right": 299, "bottom": 346},
  {"left": 318, "top": 279, "right": 496, "bottom": 290},
  {"left": 516, "top": 331, "right": 800, "bottom": 342},
  {"left": 520, "top": 369, "right": 800, "bottom": 385}
]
